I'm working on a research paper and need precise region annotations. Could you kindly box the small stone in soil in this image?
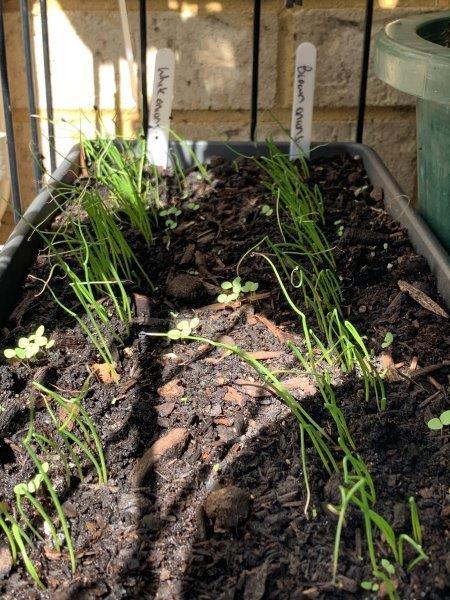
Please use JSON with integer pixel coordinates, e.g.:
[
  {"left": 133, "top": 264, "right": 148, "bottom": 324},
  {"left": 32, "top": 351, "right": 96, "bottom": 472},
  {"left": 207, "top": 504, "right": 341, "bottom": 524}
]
[
  {"left": 0, "top": 546, "right": 12, "bottom": 579},
  {"left": 204, "top": 485, "right": 250, "bottom": 530},
  {"left": 166, "top": 273, "right": 205, "bottom": 301}
]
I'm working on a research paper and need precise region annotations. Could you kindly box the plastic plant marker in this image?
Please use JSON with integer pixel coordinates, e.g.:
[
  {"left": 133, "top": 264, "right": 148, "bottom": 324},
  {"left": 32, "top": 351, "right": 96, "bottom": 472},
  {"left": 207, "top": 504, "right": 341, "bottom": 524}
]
[
  {"left": 147, "top": 48, "right": 175, "bottom": 169},
  {"left": 290, "top": 42, "right": 317, "bottom": 160}
]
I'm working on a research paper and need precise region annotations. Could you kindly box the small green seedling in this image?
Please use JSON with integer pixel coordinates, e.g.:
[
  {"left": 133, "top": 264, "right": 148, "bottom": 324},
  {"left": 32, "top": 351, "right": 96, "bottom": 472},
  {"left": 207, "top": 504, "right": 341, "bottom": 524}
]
[
  {"left": 4, "top": 326, "right": 55, "bottom": 360},
  {"left": 337, "top": 225, "right": 344, "bottom": 237},
  {"left": 361, "top": 580, "right": 379, "bottom": 592},
  {"left": 180, "top": 396, "right": 190, "bottom": 405},
  {"left": 187, "top": 202, "right": 200, "bottom": 211},
  {"left": 427, "top": 410, "right": 450, "bottom": 431},
  {"left": 260, "top": 204, "right": 273, "bottom": 217},
  {"left": 381, "top": 558, "right": 395, "bottom": 575},
  {"left": 217, "top": 277, "right": 259, "bottom": 304},
  {"left": 159, "top": 206, "right": 181, "bottom": 230},
  {"left": 168, "top": 317, "right": 200, "bottom": 340},
  {"left": 14, "top": 463, "right": 49, "bottom": 497},
  {"left": 381, "top": 332, "right": 394, "bottom": 349}
]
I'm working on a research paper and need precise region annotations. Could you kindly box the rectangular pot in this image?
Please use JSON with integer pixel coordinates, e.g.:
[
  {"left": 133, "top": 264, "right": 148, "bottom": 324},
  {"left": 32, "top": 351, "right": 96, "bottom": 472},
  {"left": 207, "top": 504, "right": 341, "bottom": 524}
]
[{"left": 0, "top": 141, "right": 449, "bottom": 328}]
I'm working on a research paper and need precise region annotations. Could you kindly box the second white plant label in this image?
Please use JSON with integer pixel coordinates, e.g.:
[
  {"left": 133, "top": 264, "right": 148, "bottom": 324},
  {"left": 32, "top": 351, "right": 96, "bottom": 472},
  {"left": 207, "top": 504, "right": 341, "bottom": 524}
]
[
  {"left": 147, "top": 48, "right": 175, "bottom": 169},
  {"left": 290, "top": 42, "right": 317, "bottom": 160}
]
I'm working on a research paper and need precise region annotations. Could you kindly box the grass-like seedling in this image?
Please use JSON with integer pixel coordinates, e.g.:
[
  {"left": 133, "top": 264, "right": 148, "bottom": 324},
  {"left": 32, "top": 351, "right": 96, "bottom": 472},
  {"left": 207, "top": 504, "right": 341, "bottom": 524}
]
[
  {"left": 33, "top": 380, "right": 107, "bottom": 484},
  {"left": 217, "top": 277, "right": 259, "bottom": 303},
  {"left": 427, "top": 410, "right": 450, "bottom": 431},
  {"left": 3, "top": 326, "right": 54, "bottom": 360},
  {"left": 83, "top": 137, "right": 156, "bottom": 245}
]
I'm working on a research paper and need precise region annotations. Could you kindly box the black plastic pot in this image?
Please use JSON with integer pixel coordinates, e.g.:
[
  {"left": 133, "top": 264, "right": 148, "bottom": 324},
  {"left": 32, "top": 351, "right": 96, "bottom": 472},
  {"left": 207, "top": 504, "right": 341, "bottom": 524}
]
[{"left": 1, "top": 141, "right": 449, "bottom": 328}]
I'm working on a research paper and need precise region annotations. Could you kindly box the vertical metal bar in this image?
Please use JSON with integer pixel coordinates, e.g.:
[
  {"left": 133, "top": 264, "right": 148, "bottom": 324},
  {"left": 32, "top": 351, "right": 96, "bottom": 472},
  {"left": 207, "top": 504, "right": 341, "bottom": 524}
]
[
  {"left": 356, "top": 0, "right": 374, "bottom": 143},
  {"left": 250, "top": 0, "right": 261, "bottom": 141},
  {"left": 20, "top": 0, "right": 42, "bottom": 188},
  {"left": 139, "top": 0, "right": 148, "bottom": 133},
  {"left": 39, "top": 0, "right": 56, "bottom": 173},
  {"left": 0, "top": 1, "right": 22, "bottom": 222}
]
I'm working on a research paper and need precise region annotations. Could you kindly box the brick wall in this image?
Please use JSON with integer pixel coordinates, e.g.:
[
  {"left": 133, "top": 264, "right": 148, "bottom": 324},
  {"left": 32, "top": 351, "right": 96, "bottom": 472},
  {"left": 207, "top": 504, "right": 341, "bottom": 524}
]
[{"left": 1, "top": 0, "right": 448, "bottom": 240}]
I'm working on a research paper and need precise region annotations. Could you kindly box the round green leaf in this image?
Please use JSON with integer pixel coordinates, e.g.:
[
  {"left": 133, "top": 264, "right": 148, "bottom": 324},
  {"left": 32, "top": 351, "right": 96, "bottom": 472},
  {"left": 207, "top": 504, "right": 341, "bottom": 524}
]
[
  {"left": 217, "top": 293, "right": 229, "bottom": 304},
  {"left": 221, "top": 281, "right": 233, "bottom": 290},
  {"left": 25, "top": 344, "right": 39, "bottom": 359},
  {"left": 439, "top": 410, "right": 450, "bottom": 426},
  {"left": 15, "top": 348, "right": 27, "bottom": 359},
  {"left": 35, "top": 325, "right": 45, "bottom": 337},
  {"left": 176, "top": 320, "right": 190, "bottom": 331},
  {"left": 360, "top": 582, "right": 373, "bottom": 591},
  {"left": 427, "top": 417, "right": 443, "bottom": 431},
  {"left": 18, "top": 337, "right": 29, "bottom": 349},
  {"left": 42, "top": 462, "right": 49, "bottom": 473},
  {"left": 381, "top": 559, "right": 395, "bottom": 575},
  {"left": 14, "top": 483, "right": 27, "bottom": 496},
  {"left": 4, "top": 349, "right": 16, "bottom": 359},
  {"left": 190, "top": 317, "right": 200, "bottom": 329},
  {"left": 168, "top": 329, "right": 182, "bottom": 340}
]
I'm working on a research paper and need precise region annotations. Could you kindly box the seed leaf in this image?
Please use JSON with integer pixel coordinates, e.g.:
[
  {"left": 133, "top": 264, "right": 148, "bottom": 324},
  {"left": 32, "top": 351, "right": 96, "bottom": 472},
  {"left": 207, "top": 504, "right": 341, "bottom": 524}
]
[
  {"left": 427, "top": 417, "right": 443, "bottom": 431},
  {"left": 221, "top": 281, "right": 233, "bottom": 290},
  {"left": 4, "top": 349, "right": 16, "bottom": 359},
  {"left": 440, "top": 410, "right": 450, "bottom": 426}
]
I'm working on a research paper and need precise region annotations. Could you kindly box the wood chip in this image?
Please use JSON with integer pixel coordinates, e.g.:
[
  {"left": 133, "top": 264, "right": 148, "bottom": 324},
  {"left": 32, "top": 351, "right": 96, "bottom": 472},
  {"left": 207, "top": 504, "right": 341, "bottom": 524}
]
[
  {"left": 223, "top": 387, "right": 245, "bottom": 405},
  {"left": 254, "top": 313, "right": 291, "bottom": 342},
  {"left": 130, "top": 428, "right": 190, "bottom": 486},
  {"left": 91, "top": 363, "right": 120, "bottom": 384},
  {"left": 235, "top": 379, "right": 272, "bottom": 398},
  {"left": 247, "top": 350, "right": 284, "bottom": 360},
  {"left": 154, "top": 402, "right": 176, "bottom": 417},
  {"left": 409, "top": 356, "right": 419, "bottom": 371},
  {"left": 398, "top": 280, "right": 448, "bottom": 318},
  {"left": 282, "top": 376, "right": 316, "bottom": 395},
  {"left": 158, "top": 379, "right": 184, "bottom": 399}
]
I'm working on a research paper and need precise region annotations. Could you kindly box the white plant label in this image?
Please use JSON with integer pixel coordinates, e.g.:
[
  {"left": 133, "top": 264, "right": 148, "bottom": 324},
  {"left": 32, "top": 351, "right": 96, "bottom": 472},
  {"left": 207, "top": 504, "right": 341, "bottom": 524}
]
[
  {"left": 290, "top": 42, "right": 316, "bottom": 160},
  {"left": 147, "top": 49, "right": 175, "bottom": 169}
]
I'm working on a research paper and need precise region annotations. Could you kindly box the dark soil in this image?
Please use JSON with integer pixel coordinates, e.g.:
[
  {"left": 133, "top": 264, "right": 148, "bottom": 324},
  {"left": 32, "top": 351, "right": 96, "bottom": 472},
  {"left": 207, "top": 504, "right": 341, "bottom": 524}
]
[{"left": 0, "top": 152, "right": 449, "bottom": 600}]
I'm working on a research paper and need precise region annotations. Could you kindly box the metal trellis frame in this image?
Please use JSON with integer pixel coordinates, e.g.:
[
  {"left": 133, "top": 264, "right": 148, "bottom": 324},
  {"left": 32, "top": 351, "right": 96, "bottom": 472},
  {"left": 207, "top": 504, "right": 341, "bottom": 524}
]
[{"left": 0, "top": 0, "right": 375, "bottom": 219}]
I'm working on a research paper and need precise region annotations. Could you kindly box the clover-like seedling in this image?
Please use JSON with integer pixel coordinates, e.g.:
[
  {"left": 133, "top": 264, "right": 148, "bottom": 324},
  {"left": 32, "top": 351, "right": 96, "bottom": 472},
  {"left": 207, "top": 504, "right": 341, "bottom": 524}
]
[
  {"left": 159, "top": 206, "right": 181, "bottom": 230},
  {"left": 427, "top": 410, "right": 450, "bottom": 431},
  {"left": 14, "top": 462, "right": 49, "bottom": 497},
  {"left": 4, "top": 326, "right": 55, "bottom": 360},
  {"left": 167, "top": 317, "right": 200, "bottom": 340},
  {"left": 217, "top": 277, "right": 259, "bottom": 304},
  {"left": 260, "top": 204, "right": 273, "bottom": 217},
  {"left": 381, "top": 332, "right": 394, "bottom": 349},
  {"left": 361, "top": 581, "right": 379, "bottom": 592},
  {"left": 187, "top": 202, "right": 200, "bottom": 211}
]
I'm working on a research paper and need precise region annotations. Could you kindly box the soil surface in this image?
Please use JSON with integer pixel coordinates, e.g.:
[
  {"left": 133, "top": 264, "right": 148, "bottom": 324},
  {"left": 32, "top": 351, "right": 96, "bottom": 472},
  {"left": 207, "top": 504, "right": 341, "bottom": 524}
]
[{"left": 0, "top": 152, "right": 449, "bottom": 600}]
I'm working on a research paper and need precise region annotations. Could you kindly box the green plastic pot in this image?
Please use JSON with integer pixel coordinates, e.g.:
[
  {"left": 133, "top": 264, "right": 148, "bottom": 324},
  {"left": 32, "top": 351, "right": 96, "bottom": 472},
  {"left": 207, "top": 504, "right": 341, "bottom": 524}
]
[{"left": 375, "top": 12, "right": 450, "bottom": 252}]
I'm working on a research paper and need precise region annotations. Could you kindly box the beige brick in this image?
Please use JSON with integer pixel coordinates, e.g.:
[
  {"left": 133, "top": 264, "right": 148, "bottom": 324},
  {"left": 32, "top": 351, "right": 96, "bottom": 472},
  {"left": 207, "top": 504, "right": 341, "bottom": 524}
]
[
  {"left": 34, "top": 8, "right": 276, "bottom": 112},
  {"left": 284, "top": 8, "right": 436, "bottom": 109}
]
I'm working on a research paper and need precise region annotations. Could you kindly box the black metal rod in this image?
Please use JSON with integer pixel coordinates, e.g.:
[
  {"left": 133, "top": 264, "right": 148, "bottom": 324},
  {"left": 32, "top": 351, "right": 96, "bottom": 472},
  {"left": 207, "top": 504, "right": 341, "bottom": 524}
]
[
  {"left": 139, "top": 0, "right": 148, "bottom": 134},
  {"left": 39, "top": 0, "right": 56, "bottom": 173},
  {"left": 0, "top": 1, "right": 22, "bottom": 222},
  {"left": 250, "top": 0, "right": 261, "bottom": 141},
  {"left": 356, "top": 0, "right": 374, "bottom": 143},
  {"left": 19, "top": 0, "right": 42, "bottom": 188}
]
